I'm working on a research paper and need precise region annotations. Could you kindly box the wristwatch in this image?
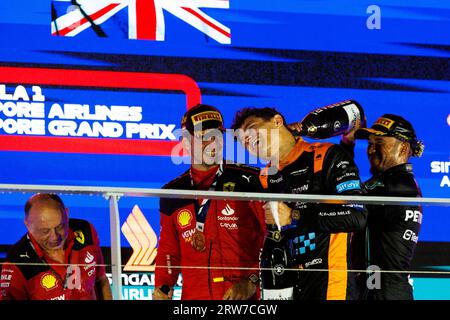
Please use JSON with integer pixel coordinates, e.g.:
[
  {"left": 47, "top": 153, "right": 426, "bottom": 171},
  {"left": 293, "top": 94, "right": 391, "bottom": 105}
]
[{"left": 291, "top": 209, "right": 300, "bottom": 221}]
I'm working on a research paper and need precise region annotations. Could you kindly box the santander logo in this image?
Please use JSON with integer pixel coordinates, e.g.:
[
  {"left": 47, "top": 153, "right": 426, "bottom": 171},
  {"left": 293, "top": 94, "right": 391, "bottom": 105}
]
[{"left": 221, "top": 204, "right": 235, "bottom": 216}]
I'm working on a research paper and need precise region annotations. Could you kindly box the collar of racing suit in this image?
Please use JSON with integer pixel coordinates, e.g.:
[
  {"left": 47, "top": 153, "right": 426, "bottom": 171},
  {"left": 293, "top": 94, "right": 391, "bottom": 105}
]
[
  {"left": 277, "top": 137, "right": 307, "bottom": 171},
  {"left": 379, "top": 163, "right": 413, "bottom": 178},
  {"left": 27, "top": 229, "right": 75, "bottom": 261},
  {"left": 190, "top": 165, "right": 220, "bottom": 190}
]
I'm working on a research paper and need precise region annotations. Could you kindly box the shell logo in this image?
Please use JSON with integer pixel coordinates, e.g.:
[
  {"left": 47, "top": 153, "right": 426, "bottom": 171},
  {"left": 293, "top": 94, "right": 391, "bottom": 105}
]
[
  {"left": 177, "top": 210, "right": 193, "bottom": 228},
  {"left": 41, "top": 274, "right": 58, "bottom": 291}
]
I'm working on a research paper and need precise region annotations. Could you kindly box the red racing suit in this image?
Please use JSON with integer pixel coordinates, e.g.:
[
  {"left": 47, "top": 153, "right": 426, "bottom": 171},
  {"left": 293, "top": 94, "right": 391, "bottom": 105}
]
[
  {"left": 155, "top": 162, "right": 265, "bottom": 300},
  {"left": 0, "top": 219, "right": 106, "bottom": 300}
]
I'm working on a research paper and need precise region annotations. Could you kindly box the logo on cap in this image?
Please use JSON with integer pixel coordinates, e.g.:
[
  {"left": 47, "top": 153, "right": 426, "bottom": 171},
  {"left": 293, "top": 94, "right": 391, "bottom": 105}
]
[
  {"left": 374, "top": 117, "right": 395, "bottom": 129},
  {"left": 191, "top": 111, "right": 223, "bottom": 126}
]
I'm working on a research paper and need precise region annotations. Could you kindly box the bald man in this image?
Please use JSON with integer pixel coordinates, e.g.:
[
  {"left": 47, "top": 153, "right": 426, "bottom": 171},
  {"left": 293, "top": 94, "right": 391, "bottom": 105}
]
[{"left": 0, "top": 194, "right": 112, "bottom": 300}]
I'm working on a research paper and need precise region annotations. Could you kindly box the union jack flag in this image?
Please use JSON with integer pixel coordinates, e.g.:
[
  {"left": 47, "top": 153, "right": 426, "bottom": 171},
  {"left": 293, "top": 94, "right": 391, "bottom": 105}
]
[{"left": 51, "top": 0, "right": 231, "bottom": 44}]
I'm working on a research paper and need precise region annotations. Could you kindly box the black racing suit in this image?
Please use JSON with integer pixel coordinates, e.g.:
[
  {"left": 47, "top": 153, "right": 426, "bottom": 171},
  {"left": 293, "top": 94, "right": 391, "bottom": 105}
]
[
  {"left": 357, "top": 163, "right": 423, "bottom": 300},
  {"left": 259, "top": 138, "right": 368, "bottom": 300}
]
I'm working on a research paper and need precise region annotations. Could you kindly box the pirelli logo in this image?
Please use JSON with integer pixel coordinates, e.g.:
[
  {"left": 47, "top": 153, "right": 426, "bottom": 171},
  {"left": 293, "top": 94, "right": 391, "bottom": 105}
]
[
  {"left": 374, "top": 117, "right": 395, "bottom": 129},
  {"left": 191, "top": 111, "right": 222, "bottom": 126},
  {"left": 121, "top": 205, "right": 158, "bottom": 272}
]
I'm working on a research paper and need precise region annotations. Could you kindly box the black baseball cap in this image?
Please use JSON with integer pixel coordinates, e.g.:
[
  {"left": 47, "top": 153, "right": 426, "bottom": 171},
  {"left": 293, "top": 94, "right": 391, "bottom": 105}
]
[
  {"left": 355, "top": 114, "right": 424, "bottom": 157},
  {"left": 181, "top": 104, "right": 225, "bottom": 134}
]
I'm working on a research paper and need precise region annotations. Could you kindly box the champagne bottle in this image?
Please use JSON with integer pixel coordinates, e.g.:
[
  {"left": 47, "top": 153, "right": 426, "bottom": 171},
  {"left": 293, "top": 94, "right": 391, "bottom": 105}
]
[
  {"left": 260, "top": 225, "right": 294, "bottom": 300},
  {"left": 291, "top": 100, "right": 365, "bottom": 139}
]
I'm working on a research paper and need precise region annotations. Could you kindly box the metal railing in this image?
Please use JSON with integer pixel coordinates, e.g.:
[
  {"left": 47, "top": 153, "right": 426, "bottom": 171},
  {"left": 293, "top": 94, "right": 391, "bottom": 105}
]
[{"left": 0, "top": 183, "right": 449, "bottom": 300}]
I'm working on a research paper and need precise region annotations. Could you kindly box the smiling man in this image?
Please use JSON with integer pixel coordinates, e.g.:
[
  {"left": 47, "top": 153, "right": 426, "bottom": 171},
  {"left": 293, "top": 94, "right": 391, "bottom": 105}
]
[
  {"left": 0, "top": 193, "right": 112, "bottom": 300},
  {"left": 232, "top": 107, "right": 368, "bottom": 300},
  {"left": 153, "top": 104, "right": 265, "bottom": 300},
  {"left": 350, "top": 114, "right": 425, "bottom": 300}
]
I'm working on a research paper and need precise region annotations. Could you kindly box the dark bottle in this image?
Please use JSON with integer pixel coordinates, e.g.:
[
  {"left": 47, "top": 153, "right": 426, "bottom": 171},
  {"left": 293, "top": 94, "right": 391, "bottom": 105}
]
[
  {"left": 290, "top": 100, "right": 365, "bottom": 139},
  {"left": 260, "top": 225, "right": 294, "bottom": 300}
]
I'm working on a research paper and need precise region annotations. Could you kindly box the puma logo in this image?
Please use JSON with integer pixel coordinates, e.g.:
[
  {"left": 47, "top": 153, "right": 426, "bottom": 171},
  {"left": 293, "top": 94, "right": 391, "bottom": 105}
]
[
  {"left": 242, "top": 175, "right": 251, "bottom": 183},
  {"left": 20, "top": 252, "right": 30, "bottom": 259}
]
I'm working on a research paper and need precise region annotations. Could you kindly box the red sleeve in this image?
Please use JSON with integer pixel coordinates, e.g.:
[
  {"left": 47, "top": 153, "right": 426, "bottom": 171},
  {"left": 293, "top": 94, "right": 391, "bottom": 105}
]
[
  {"left": 154, "top": 212, "right": 181, "bottom": 288},
  {"left": 245, "top": 201, "right": 266, "bottom": 281},
  {"left": 250, "top": 200, "right": 267, "bottom": 235},
  {"left": 0, "top": 263, "right": 28, "bottom": 300},
  {"left": 90, "top": 223, "right": 106, "bottom": 280}
]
